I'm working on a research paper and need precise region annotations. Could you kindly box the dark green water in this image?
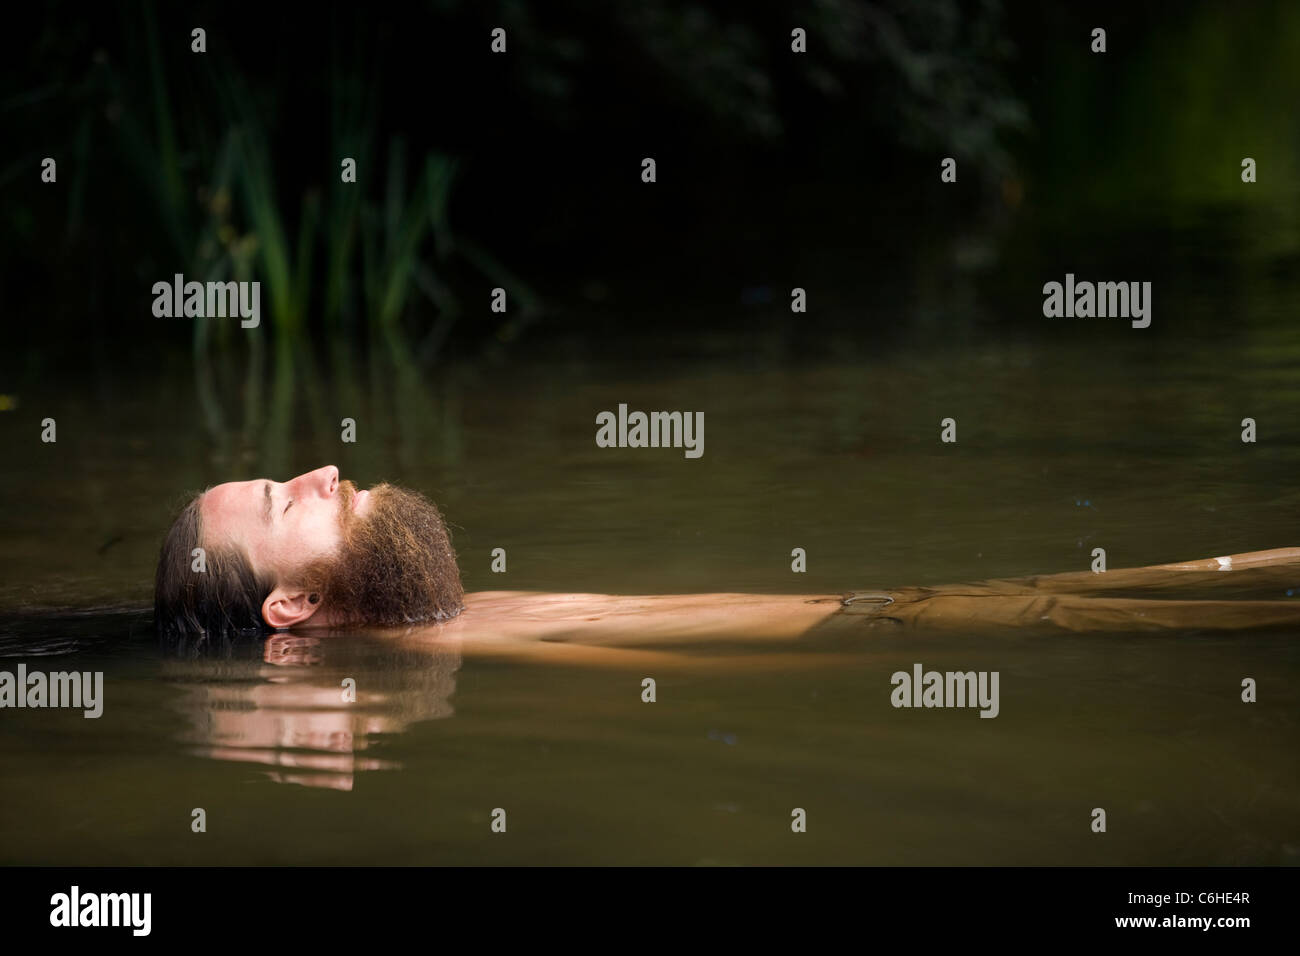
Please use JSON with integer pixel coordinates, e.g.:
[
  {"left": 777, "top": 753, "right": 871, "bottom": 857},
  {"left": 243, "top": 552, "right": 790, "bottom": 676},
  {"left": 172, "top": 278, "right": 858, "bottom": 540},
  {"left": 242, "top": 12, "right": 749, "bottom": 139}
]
[
  {"left": 3, "top": 244, "right": 1299, "bottom": 863},
  {"left": 6, "top": 0, "right": 1300, "bottom": 868}
]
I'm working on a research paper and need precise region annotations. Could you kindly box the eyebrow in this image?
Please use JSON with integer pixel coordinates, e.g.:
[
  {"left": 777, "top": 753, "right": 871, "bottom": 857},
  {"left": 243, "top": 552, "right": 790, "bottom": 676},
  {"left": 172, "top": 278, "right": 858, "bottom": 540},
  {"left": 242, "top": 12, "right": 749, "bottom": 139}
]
[{"left": 262, "top": 482, "right": 272, "bottom": 526}]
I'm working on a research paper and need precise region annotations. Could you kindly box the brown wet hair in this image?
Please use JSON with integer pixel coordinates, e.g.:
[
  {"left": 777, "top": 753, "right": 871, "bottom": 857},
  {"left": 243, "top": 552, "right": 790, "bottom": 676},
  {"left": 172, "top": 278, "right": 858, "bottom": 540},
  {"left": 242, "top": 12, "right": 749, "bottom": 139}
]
[{"left": 154, "top": 494, "right": 275, "bottom": 641}]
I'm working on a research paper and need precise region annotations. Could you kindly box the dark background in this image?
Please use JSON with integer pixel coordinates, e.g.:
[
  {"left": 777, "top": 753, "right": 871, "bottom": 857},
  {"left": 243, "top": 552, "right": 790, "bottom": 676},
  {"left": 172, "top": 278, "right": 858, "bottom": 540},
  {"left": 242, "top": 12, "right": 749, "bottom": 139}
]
[{"left": 9, "top": 0, "right": 1290, "bottom": 378}]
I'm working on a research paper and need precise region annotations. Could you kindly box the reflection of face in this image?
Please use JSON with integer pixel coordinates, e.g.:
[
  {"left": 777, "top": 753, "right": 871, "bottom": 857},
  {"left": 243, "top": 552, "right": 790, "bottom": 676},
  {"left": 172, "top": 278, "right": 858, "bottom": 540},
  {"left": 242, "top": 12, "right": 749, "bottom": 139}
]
[
  {"left": 200, "top": 465, "right": 463, "bottom": 629},
  {"left": 164, "top": 632, "right": 464, "bottom": 791}
]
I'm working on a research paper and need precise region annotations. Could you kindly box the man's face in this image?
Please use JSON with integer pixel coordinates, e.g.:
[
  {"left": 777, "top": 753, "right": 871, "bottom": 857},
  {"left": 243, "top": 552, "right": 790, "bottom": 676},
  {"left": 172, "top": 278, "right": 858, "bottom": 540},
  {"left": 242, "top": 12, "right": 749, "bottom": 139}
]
[
  {"left": 200, "top": 465, "right": 366, "bottom": 585},
  {"left": 198, "top": 465, "right": 463, "bottom": 629}
]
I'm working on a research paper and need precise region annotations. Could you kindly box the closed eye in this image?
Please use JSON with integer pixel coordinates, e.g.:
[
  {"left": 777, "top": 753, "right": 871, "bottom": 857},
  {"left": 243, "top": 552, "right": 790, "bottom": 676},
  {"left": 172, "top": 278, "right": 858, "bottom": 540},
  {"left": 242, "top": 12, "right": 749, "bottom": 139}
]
[{"left": 283, "top": 499, "right": 293, "bottom": 516}]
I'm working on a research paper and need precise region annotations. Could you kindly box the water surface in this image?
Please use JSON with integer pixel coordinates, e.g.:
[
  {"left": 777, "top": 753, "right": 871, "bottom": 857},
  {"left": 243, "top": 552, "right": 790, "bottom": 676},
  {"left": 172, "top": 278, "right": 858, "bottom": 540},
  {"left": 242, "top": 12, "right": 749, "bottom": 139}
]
[{"left": 2, "top": 205, "right": 1298, "bottom": 865}]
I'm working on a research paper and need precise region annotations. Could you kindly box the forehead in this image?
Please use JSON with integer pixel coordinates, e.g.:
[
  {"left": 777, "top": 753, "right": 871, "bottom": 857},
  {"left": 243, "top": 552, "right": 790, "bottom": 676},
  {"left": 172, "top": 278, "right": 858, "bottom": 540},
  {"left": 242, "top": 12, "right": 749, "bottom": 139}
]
[{"left": 199, "top": 480, "right": 266, "bottom": 547}]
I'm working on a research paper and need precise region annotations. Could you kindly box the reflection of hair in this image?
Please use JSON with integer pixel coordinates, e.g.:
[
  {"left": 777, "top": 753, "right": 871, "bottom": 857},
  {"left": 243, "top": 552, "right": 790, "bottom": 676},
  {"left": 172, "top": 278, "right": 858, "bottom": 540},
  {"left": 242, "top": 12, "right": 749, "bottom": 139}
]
[{"left": 154, "top": 494, "right": 274, "bottom": 643}]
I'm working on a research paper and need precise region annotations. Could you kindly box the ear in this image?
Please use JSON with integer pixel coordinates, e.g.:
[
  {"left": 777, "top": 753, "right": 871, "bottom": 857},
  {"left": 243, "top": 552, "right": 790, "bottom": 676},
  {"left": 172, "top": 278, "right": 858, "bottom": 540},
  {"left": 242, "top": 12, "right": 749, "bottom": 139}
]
[{"left": 262, "top": 586, "right": 324, "bottom": 629}]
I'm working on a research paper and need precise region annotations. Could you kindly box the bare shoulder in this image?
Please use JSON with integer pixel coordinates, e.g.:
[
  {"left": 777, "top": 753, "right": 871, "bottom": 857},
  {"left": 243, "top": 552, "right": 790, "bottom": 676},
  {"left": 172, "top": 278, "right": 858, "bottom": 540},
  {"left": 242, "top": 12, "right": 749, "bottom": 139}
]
[{"left": 444, "top": 591, "right": 845, "bottom": 645}]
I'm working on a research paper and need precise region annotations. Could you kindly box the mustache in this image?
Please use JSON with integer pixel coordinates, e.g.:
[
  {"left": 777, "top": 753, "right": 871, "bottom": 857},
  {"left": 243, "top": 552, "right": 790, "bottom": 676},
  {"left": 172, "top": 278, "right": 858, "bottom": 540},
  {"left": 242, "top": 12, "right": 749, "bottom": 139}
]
[
  {"left": 301, "top": 482, "right": 465, "bottom": 627},
  {"left": 338, "top": 479, "right": 359, "bottom": 515}
]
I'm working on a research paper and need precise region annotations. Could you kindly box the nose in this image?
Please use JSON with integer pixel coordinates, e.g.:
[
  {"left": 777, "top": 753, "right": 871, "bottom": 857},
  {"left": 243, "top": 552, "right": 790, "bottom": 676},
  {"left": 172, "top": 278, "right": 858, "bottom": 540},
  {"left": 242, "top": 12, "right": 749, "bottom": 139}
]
[{"left": 288, "top": 465, "right": 339, "bottom": 498}]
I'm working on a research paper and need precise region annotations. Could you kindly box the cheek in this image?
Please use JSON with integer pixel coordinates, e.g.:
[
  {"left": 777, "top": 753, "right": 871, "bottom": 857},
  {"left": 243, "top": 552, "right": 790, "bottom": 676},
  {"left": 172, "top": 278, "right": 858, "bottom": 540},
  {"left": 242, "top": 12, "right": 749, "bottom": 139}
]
[
  {"left": 259, "top": 515, "right": 342, "bottom": 580},
  {"left": 298, "top": 509, "right": 345, "bottom": 562}
]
